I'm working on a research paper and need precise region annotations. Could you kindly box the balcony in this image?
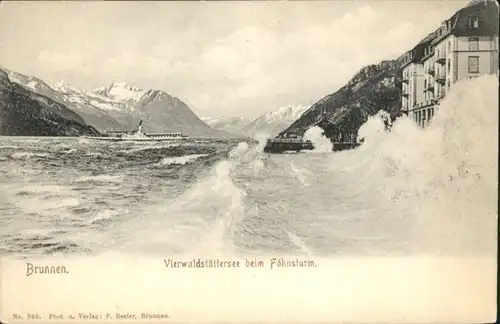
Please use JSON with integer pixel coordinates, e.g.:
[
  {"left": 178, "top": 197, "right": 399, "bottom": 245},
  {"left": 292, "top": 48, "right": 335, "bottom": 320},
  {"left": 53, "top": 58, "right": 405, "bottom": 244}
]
[
  {"left": 402, "top": 76, "right": 409, "bottom": 83},
  {"left": 428, "top": 65, "right": 435, "bottom": 76},
  {"left": 413, "top": 99, "right": 438, "bottom": 110},
  {"left": 422, "top": 49, "right": 434, "bottom": 61},
  {"left": 400, "top": 52, "right": 415, "bottom": 68},
  {"left": 402, "top": 92, "right": 409, "bottom": 97},
  {"left": 435, "top": 74, "right": 446, "bottom": 85},
  {"left": 424, "top": 84, "right": 435, "bottom": 92},
  {"left": 436, "top": 55, "right": 446, "bottom": 65}
]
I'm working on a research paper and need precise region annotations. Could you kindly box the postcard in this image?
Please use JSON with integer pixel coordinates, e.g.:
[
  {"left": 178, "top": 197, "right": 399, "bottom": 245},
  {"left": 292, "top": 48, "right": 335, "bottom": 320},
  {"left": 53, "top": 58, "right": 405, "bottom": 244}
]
[{"left": 0, "top": 0, "right": 498, "bottom": 323}]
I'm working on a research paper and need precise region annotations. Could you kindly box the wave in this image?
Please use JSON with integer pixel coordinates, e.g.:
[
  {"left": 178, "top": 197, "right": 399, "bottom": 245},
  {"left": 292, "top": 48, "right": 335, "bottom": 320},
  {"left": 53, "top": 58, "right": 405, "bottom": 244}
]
[
  {"left": 343, "top": 75, "right": 497, "bottom": 255},
  {"left": 15, "top": 184, "right": 69, "bottom": 196},
  {"left": 9, "top": 152, "right": 51, "bottom": 160},
  {"left": 75, "top": 175, "right": 124, "bottom": 184},
  {"left": 158, "top": 154, "right": 209, "bottom": 166},
  {"left": 88, "top": 209, "right": 122, "bottom": 226},
  {"left": 85, "top": 151, "right": 103, "bottom": 157},
  {"left": 15, "top": 196, "right": 81, "bottom": 216},
  {"left": 0, "top": 145, "right": 20, "bottom": 149},
  {"left": 286, "top": 230, "right": 314, "bottom": 256},
  {"left": 289, "top": 163, "right": 312, "bottom": 186},
  {"left": 125, "top": 142, "right": 252, "bottom": 256},
  {"left": 304, "top": 126, "right": 332, "bottom": 153},
  {"left": 121, "top": 143, "right": 181, "bottom": 154}
]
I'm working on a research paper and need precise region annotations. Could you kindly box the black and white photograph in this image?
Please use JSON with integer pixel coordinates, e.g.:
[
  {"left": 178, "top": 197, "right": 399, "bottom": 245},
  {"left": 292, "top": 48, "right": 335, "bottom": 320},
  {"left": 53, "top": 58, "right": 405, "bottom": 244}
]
[{"left": 0, "top": 0, "right": 498, "bottom": 322}]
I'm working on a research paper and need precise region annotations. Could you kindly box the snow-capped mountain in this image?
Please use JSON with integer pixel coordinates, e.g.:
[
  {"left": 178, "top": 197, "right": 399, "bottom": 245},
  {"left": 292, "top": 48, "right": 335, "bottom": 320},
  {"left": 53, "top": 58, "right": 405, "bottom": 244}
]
[
  {"left": 92, "top": 82, "right": 146, "bottom": 105},
  {"left": 201, "top": 116, "right": 252, "bottom": 137},
  {"left": 242, "top": 104, "right": 310, "bottom": 138},
  {"left": 2, "top": 68, "right": 239, "bottom": 138},
  {"left": 0, "top": 69, "right": 99, "bottom": 136},
  {"left": 4, "top": 69, "right": 123, "bottom": 132},
  {"left": 88, "top": 82, "right": 244, "bottom": 137},
  {"left": 87, "top": 83, "right": 247, "bottom": 137},
  {"left": 202, "top": 105, "right": 310, "bottom": 138}
]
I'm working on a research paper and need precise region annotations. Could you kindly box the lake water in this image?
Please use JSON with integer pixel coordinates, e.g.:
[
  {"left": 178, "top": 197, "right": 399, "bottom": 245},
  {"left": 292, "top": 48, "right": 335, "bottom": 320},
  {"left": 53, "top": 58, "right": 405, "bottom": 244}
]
[{"left": 0, "top": 76, "right": 497, "bottom": 259}]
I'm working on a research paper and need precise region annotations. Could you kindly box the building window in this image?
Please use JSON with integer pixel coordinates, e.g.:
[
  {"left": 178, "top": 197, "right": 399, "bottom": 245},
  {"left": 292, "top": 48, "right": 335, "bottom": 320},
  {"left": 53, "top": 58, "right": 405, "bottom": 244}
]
[
  {"left": 468, "top": 17, "right": 479, "bottom": 29},
  {"left": 447, "top": 60, "right": 451, "bottom": 73},
  {"left": 448, "top": 40, "right": 451, "bottom": 52},
  {"left": 468, "top": 56, "right": 479, "bottom": 73},
  {"left": 469, "top": 37, "right": 479, "bottom": 51}
]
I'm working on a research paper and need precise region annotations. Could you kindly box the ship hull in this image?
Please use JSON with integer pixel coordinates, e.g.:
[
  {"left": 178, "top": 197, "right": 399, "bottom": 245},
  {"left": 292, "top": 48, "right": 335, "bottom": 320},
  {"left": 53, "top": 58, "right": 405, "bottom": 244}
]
[
  {"left": 80, "top": 136, "right": 189, "bottom": 142},
  {"left": 263, "top": 139, "right": 315, "bottom": 154}
]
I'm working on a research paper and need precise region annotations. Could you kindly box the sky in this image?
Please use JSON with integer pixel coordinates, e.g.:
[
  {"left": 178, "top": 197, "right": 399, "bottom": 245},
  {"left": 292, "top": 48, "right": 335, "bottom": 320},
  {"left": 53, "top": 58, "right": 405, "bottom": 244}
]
[{"left": 0, "top": 0, "right": 469, "bottom": 119}]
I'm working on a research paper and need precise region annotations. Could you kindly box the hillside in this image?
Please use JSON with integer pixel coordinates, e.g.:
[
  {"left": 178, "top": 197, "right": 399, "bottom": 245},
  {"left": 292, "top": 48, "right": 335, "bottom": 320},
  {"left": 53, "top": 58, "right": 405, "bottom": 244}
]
[
  {"left": 280, "top": 60, "right": 402, "bottom": 139},
  {"left": 4, "top": 69, "right": 123, "bottom": 132},
  {"left": 0, "top": 70, "right": 99, "bottom": 136}
]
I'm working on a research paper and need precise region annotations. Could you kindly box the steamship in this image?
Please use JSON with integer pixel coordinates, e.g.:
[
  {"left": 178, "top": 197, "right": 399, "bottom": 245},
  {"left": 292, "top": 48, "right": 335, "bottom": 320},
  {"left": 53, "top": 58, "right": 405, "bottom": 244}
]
[{"left": 82, "top": 120, "right": 190, "bottom": 142}]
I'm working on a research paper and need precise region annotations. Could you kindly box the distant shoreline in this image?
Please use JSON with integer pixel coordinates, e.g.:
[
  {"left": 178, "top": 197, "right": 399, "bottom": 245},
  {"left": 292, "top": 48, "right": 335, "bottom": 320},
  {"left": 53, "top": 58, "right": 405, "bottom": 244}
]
[
  {"left": 0, "top": 135, "right": 80, "bottom": 139},
  {"left": 0, "top": 135, "right": 255, "bottom": 142}
]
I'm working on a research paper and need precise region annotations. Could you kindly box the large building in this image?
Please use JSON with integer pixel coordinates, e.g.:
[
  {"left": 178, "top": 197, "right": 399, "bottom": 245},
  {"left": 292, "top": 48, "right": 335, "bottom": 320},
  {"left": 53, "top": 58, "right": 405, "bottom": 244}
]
[{"left": 401, "top": 0, "right": 499, "bottom": 126}]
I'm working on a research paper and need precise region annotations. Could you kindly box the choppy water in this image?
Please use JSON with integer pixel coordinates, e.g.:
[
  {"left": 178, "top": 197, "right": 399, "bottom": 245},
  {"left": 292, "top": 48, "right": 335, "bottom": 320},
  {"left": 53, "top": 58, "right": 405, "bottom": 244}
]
[{"left": 0, "top": 76, "right": 497, "bottom": 258}]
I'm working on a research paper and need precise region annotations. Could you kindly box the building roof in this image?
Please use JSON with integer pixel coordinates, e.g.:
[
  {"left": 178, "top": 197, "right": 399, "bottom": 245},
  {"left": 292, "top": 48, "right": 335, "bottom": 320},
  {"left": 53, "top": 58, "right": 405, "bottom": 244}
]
[
  {"left": 454, "top": 1, "right": 498, "bottom": 36},
  {"left": 432, "top": 1, "right": 498, "bottom": 44},
  {"left": 400, "top": 31, "right": 437, "bottom": 68},
  {"left": 400, "top": 1, "right": 498, "bottom": 67},
  {"left": 417, "top": 31, "right": 438, "bottom": 46}
]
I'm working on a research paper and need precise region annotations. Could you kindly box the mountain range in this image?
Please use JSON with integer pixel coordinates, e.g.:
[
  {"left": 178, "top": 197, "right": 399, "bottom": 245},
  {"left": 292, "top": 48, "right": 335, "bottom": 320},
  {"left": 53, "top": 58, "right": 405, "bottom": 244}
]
[
  {"left": 0, "top": 66, "right": 310, "bottom": 139},
  {"left": 200, "top": 116, "right": 251, "bottom": 137},
  {"left": 241, "top": 104, "right": 309, "bottom": 138},
  {"left": 0, "top": 67, "right": 242, "bottom": 138},
  {"left": 201, "top": 104, "right": 310, "bottom": 138}
]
